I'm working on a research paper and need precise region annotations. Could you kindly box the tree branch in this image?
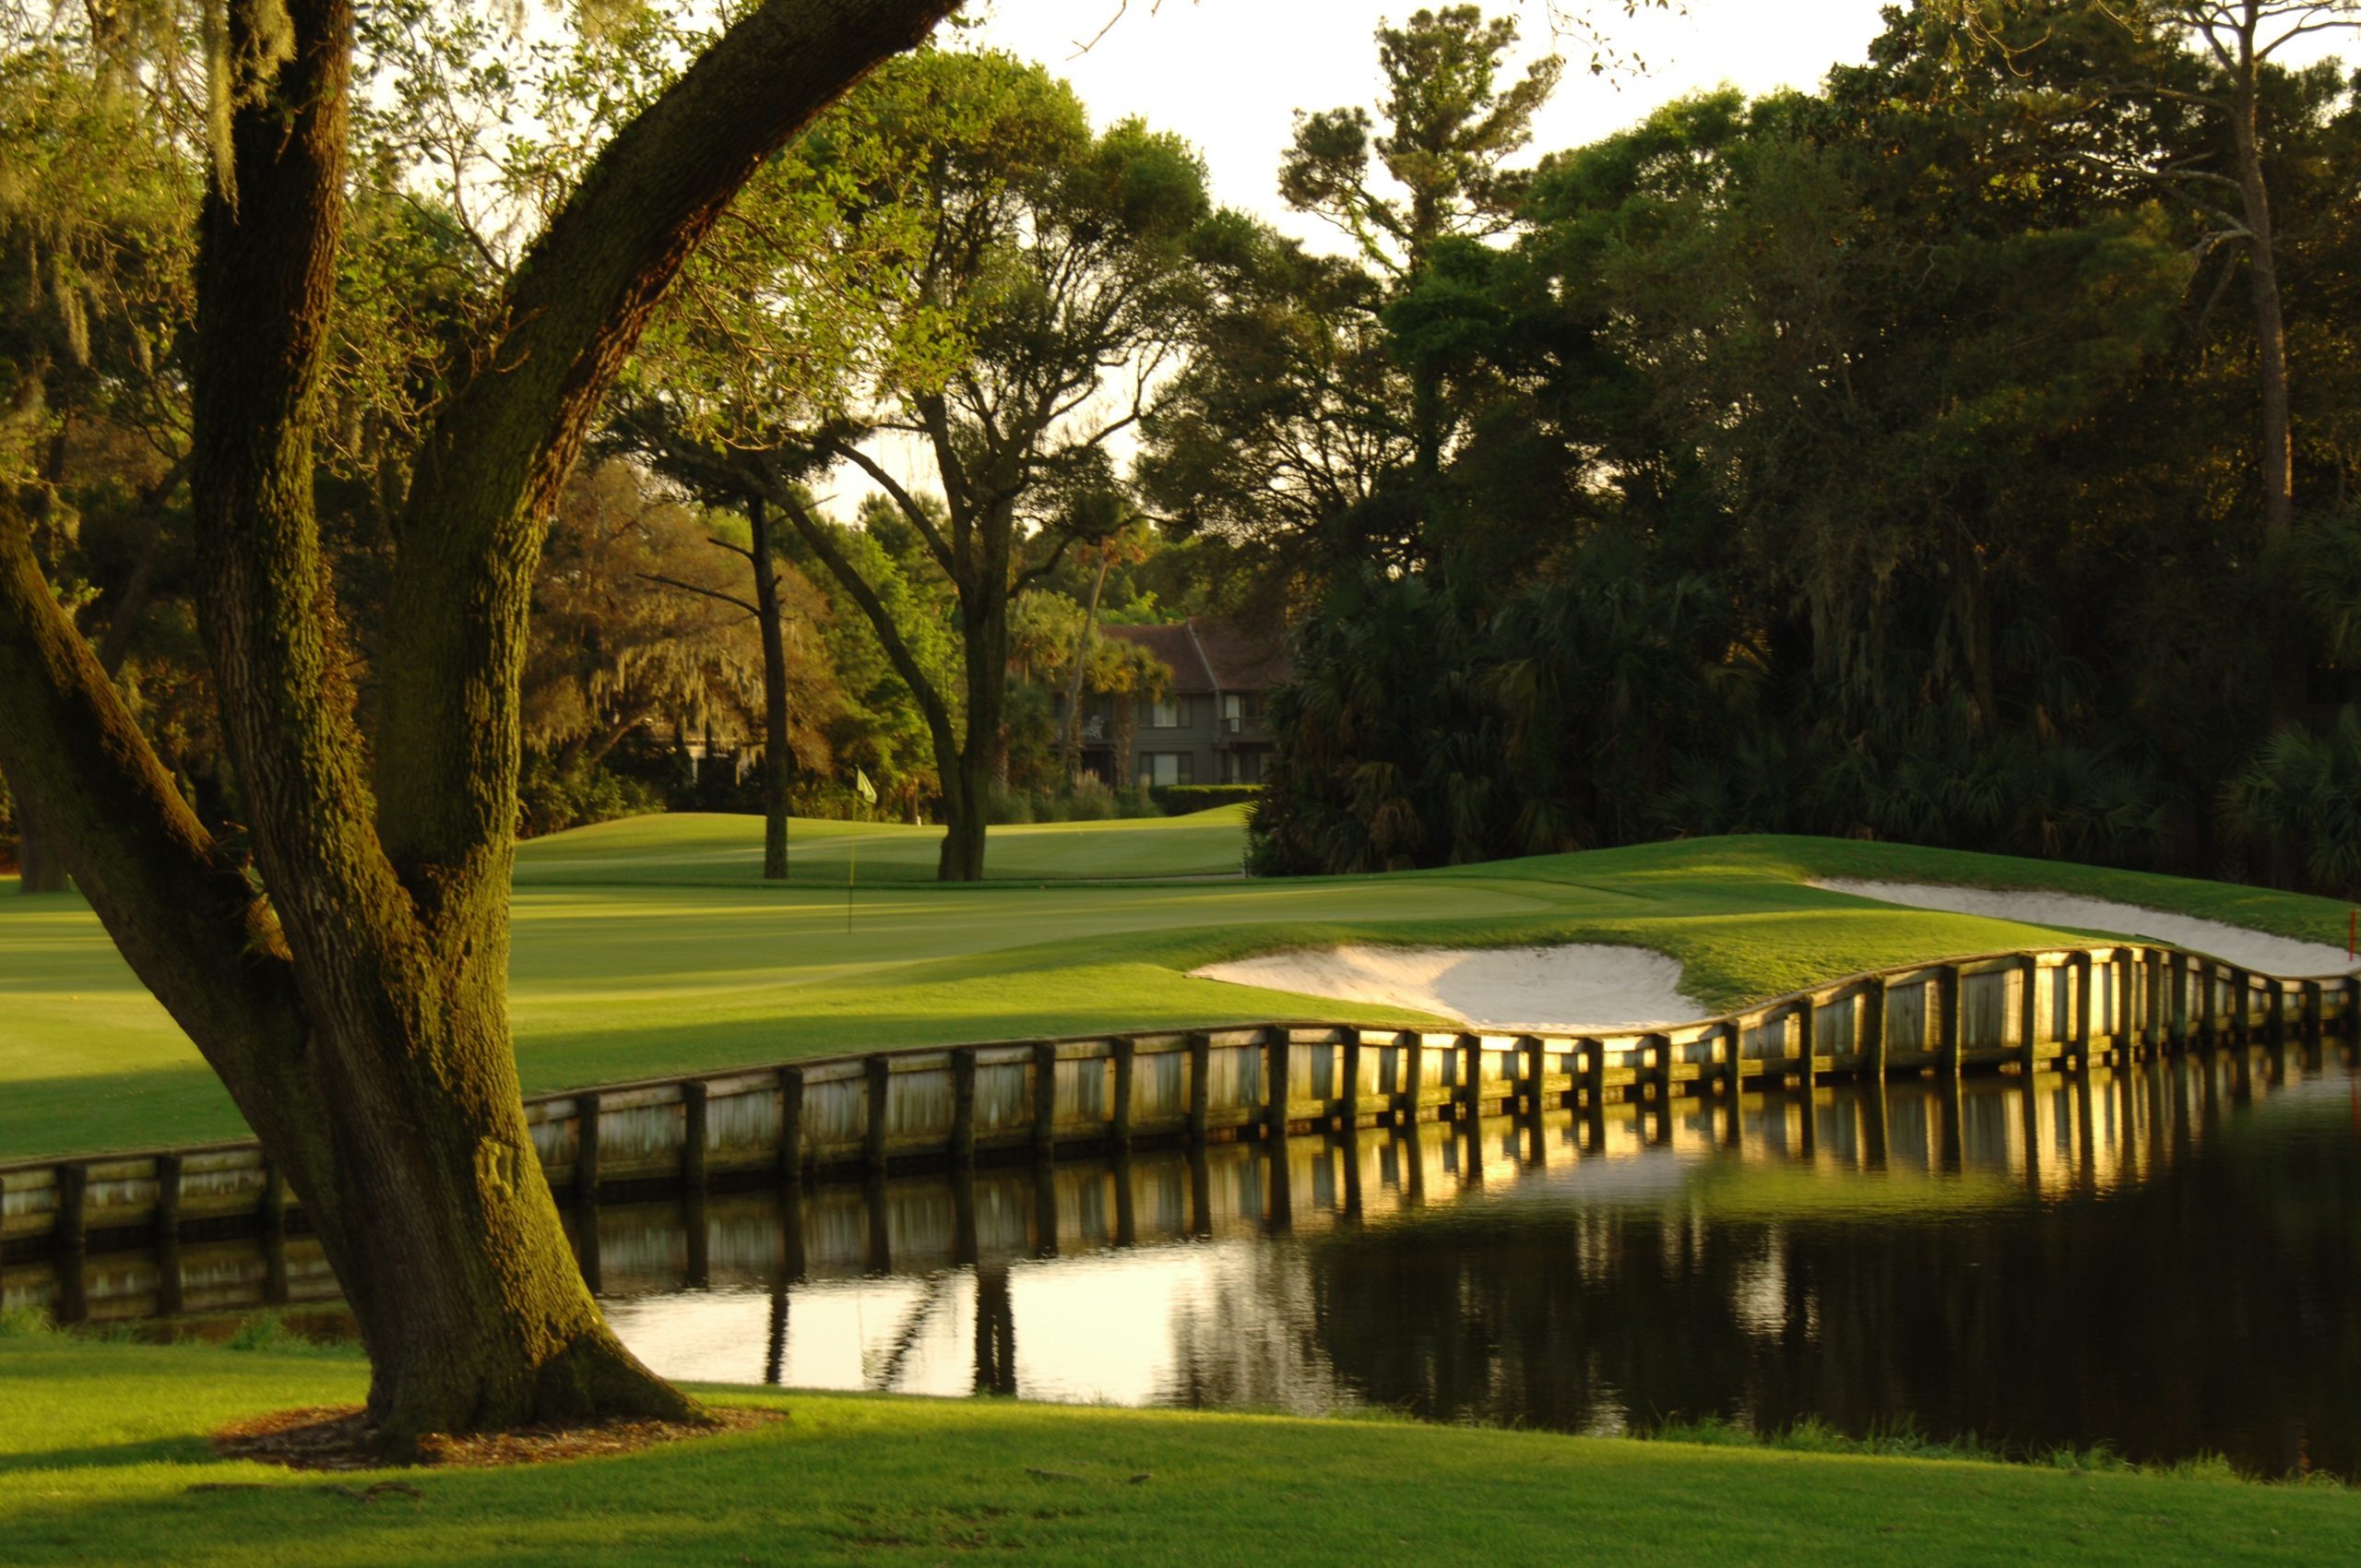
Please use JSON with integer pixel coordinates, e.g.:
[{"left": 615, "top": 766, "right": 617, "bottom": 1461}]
[{"left": 373, "top": 0, "right": 958, "bottom": 894}]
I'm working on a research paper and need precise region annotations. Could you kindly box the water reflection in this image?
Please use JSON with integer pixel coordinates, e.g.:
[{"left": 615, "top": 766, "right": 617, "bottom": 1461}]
[{"left": 10, "top": 1051, "right": 2357, "bottom": 1476}]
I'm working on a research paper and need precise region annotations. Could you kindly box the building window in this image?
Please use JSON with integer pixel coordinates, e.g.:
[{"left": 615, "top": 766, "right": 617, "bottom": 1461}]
[
  {"left": 1145, "top": 695, "right": 1187, "bottom": 729},
  {"left": 1138, "top": 752, "right": 1194, "bottom": 788},
  {"left": 1220, "top": 749, "right": 1265, "bottom": 785}
]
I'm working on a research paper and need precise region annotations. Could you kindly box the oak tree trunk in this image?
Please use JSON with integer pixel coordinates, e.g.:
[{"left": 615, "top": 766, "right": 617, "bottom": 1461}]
[{"left": 0, "top": 0, "right": 958, "bottom": 1454}]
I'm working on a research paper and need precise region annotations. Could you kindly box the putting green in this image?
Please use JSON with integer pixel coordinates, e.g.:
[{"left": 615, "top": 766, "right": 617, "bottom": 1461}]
[{"left": 3, "top": 818, "right": 2351, "bottom": 1160}]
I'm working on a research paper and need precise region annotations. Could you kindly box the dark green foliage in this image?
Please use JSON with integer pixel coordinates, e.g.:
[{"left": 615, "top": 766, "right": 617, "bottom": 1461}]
[
  {"left": 1243, "top": 6, "right": 2361, "bottom": 895},
  {"left": 516, "top": 752, "right": 662, "bottom": 840}
]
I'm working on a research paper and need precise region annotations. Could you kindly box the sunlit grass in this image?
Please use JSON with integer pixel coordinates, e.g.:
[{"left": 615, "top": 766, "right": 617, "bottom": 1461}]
[{"left": 1, "top": 1333, "right": 2355, "bottom": 1567}]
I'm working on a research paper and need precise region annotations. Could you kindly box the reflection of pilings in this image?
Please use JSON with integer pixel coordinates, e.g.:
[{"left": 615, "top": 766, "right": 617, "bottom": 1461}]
[
  {"left": 2019, "top": 1074, "right": 2041, "bottom": 1196},
  {"left": 2074, "top": 1071, "right": 2098, "bottom": 1190},
  {"left": 1266, "top": 1145, "right": 1294, "bottom": 1235},
  {"left": 685, "top": 1184, "right": 711, "bottom": 1289},
  {"left": 862, "top": 1175, "right": 890, "bottom": 1277},
  {"left": 973, "top": 1264, "right": 1016, "bottom": 1396},
  {"left": 1115, "top": 1153, "right": 1137, "bottom": 1248},
  {"left": 1938, "top": 1076, "right": 1964, "bottom": 1175},
  {"left": 1342, "top": 1127, "right": 1365, "bottom": 1224},
  {"left": 1032, "top": 1159, "right": 1059, "bottom": 1259},
  {"left": 1862, "top": 1081, "right": 1889, "bottom": 1171},
  {"left": 765, "top": 1175, "right": 802, "bottom": 1390},
  {"left": 1579, "top": 1102, "right": 1606, "bottom": 1158}
]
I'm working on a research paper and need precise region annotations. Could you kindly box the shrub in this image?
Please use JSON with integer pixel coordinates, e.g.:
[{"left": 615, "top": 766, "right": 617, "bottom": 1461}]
[
  {"left": 517, "top": 754, "right": 664, "bottom": 838},
  {"left": 1157, "top": 783, "right": 1263, "bottom": 816}
]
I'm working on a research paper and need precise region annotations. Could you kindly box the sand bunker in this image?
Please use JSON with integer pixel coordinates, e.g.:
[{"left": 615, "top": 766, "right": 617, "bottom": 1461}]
[
  {"left": 1815, "top": 879, "right": 2356, "bottom": 977},
  {"left": 1190, "top": 944, "right": 1703, "bottom": 1033}
]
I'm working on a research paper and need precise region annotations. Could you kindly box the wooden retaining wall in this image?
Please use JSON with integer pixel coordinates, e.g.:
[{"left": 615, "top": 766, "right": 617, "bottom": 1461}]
[{"left": 4, "top": 940, "right": 2354, "bottom": 1265}]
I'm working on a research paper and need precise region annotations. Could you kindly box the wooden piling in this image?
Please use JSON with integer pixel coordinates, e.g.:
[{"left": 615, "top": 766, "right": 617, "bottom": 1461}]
[
  {"left": 1458, "top": 1033, "right": 1484, "bottom": 1120},
  {"left": 949, "top": 1048, "right": 978, "bottom": 1169},
  {"left": 1111, "top": 1036, "right": 1136, "bottom": 1149},
  {"left": 1400, "top": 1033, "right": 1425, "bottom": 1123},
  {"left": 2072, "top": 952, "right": 2095, "bottom": 1067},
  {"left": 575, "top": 1090, "right": 602, "bottom": 1202},
  {"left": 682, "top": 1079, "right": 710, "bottom": 1192},
  {"left": 2266, "top": 980, "right": 2287, "bottom": 1048},
  {"left": 1721, "top": 1022, "right": 1746, "bottom": 1097},
  {"left": 1265, "top": 1029, "right": 1293, "bottom": 1141},
  {"left": 2302, "top": 980, "right": 2324, "bottom": 1048},
  {"left": 2125, "top": 949, "right": 2143, "bottom": 1057},
  {"left": 2229, "top": 968, "right": 2251, "bottom": 1049},
  {"left": 1792, "top": 1001, "right": 1818, "bottom": 1093},
  {"left": 1936, "top": 965, "right": 1963, "bottom": 1078},
  {"left": 1340, "top": 1028, "right": 1363, "bottom": 1128},
  {"left": 1862, "top": 978, "right": 1889, "bottom": 1080},
  {"left": 2017, "top": 956, "right": 2040, "bottom": 1072},
  {"left": 1187, "top": 1032, "right": 1211, "bottom": 1144},
  {"left": 1580, "top": 1038, "right": 1605, "bottom": 1110},
  {"left": 152, "top": 1152, "right": 183, "bottom": 1246},
  {"left": 1032, "top": 1040, "right": 1059, "bottom": 1159},
  {"left": 1521, "top": 1035, "right": 1548, "bottom": 1114},
  {"left": 54, "top": 1161, "right": 88, "bottom": 1254},
  {"left": 863, "top": 1056, "right": 891, "bottom": 1175},
  {"left": 777, "top": 1066, "right": 806, "bottom": 1184}
]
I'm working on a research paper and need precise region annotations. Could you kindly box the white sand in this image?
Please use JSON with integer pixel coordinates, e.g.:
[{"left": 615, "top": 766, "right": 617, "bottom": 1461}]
[
  {"left": 1189, "top": 944, "right": 1703, "bottom": 1033},
  {"left": 1815, "top": 879, "right": 2357, "bottom": 978}
]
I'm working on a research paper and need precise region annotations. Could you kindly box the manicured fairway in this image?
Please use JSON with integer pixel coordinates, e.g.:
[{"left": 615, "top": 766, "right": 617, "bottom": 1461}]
[
  {"left": 514, "top": 805, "right": 1254, "bottom": 886},
  {"left": 5, "top": 819, "right": 2356, "bottom": 1160},
  {"left": 2, "top": 1333, "right": 2355, "bottom": 1568}
]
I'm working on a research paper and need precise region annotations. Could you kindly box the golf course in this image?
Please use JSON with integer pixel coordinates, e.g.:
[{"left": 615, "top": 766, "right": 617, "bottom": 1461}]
[{"left": 6, "top": 807, "right": 2356, "bottom": 1161}]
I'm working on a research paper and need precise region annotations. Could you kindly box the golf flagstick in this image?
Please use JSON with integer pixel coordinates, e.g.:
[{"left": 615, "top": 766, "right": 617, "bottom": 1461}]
[{"left": 848, "top": 766, "right": 878, "bottom": 934}]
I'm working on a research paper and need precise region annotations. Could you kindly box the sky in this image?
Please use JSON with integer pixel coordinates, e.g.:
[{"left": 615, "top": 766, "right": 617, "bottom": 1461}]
[{"left": 962, "top": 0, "right": 1903, "bottom": 244}]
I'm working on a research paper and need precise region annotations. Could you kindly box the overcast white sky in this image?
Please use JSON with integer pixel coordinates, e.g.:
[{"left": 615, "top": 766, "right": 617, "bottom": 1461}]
[{"left": 962, "top": 0, "right": 1902, "bottom": 242}]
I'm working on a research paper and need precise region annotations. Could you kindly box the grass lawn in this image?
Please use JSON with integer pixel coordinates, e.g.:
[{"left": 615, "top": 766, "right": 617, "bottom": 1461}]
[
  {"left": 3, "top": 1332, "right": 2355, "bottom": 1568},
  {"left": 5, "top": 817, "right": 2356, "bottom": 1162}
]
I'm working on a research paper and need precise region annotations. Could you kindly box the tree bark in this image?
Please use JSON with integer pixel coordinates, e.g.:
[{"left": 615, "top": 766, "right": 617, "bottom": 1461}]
[
  {"left": 940, "top": 568, "right": 1007, "bottom": 882},
  {"left": 750, "top": 500, "right": 794, "bottom": 880},
  {"left": 2228, "top": 59, "right": 2305, "bottom": 731},
  {"left": 1059, "top": 552, "right": 1110, "bottom": 782}
]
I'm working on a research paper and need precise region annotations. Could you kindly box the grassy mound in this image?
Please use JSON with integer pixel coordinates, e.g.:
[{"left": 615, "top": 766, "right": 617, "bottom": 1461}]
[
  {"left": 5, "top": 825, "right": 2354, "bottom": 1160},
  {"left": 2, "top": 1333, "right": 2354, "bottom": 1567}
]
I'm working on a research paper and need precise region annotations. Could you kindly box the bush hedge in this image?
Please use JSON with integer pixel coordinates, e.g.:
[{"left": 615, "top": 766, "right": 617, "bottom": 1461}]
[{"left": 1157, "top": 784, "right": 1263, "bottom": 816}]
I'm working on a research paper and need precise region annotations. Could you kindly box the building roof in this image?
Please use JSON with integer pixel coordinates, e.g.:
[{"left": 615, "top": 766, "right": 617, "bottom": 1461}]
[
  {"left": 1190, "top": 616, "right": 1293, "bottom": 693},
  {"left": 1101, "top": 618, "right": 1291, "bottom": 695},
  {"left": 1102, "top": 623, "right": 1216, "bottom": 695}
]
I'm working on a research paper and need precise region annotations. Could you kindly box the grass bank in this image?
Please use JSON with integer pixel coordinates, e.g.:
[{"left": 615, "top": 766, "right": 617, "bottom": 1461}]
[
  {"left": 2, "top": 1332, "right": 2354, "bottom": 1567},
  {"left": 5, "top": 822, "right": 2355, "bottom": 1160}
]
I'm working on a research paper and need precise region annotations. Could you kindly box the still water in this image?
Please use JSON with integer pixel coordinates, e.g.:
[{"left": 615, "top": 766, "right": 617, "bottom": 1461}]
[
  {"left": 14, "top": 1051, "right": 2357, "bottom": 1476},
  {"left": 585, "top": 1052, "right": 2361, "bottom": 1478}
]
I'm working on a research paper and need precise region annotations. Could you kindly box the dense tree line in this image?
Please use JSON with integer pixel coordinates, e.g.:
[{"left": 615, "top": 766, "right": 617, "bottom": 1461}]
[{"left": 1176, "top": 3, "right": 2361, "bottom": 891}]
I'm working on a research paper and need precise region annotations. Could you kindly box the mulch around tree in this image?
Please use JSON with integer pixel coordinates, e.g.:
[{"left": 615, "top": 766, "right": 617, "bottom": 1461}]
[{"left": 212, "top": 1404, "right": 784, "bottom": 1472}]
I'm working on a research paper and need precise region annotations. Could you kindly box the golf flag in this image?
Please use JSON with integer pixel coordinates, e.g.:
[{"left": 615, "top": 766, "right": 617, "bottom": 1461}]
[{"left": 855, "top": 767, "right": 878, "bottom": 805}]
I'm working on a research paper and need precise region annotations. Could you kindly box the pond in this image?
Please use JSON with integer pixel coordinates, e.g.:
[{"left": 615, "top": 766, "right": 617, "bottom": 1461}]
[{"left": 13, "top": 1051, "right": 2358, "bottom": 1478}]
